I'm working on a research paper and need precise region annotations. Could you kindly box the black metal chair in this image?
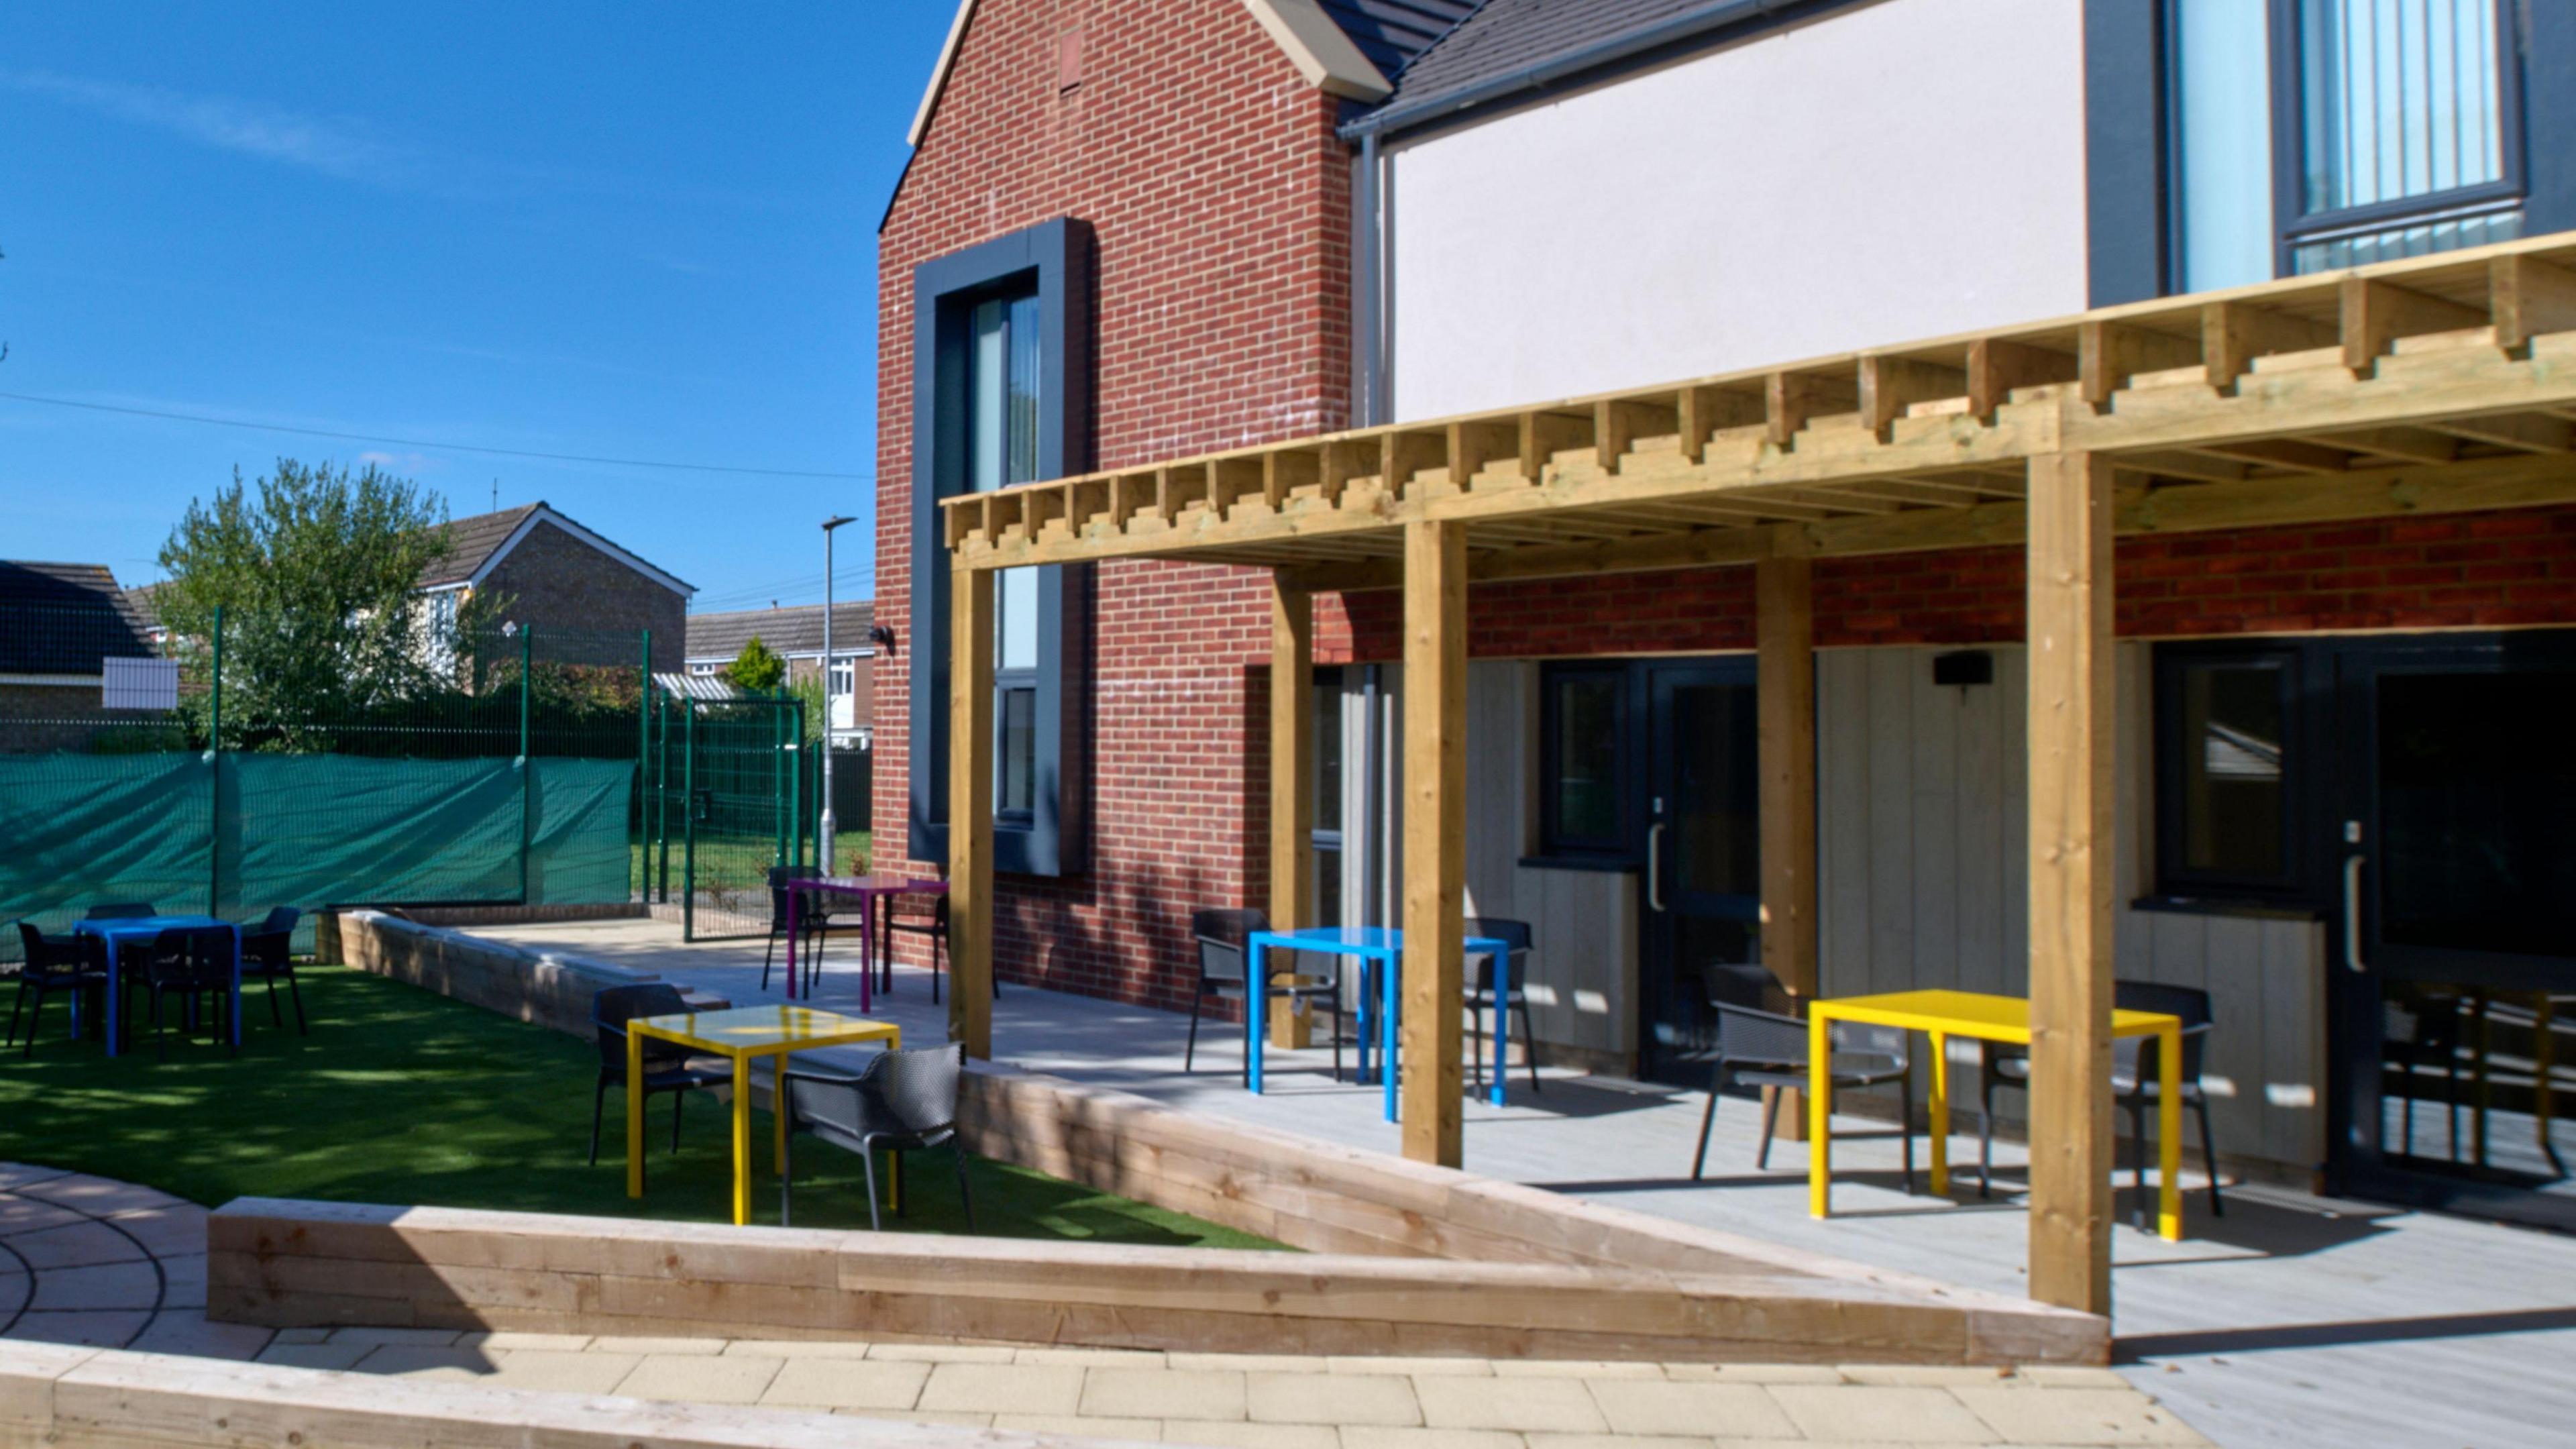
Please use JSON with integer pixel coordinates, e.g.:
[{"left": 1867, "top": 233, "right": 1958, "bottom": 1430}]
[
  {"left": 1462, "top": 916, "right": 1542, "bottom": 1096},
  {"left": 880, "top": 890, "right": 951, "bottom": 1004},
  {"left": 84, "top": 902, "right": 156, "bottom": 920},
  {"left": 9, "top": 921, "right": 107, "bottom": 1056},
  {"left": 780, "top": 1043, "right": 972, "bottom": 1232},
  {"left": 238, "top": 906, "right": 306, "bottom": 1034},
  {"left": 1186, "top": 908, "right": 1340, "bottom": 1085},
  {"left": 1976, "top": 979, "right": 2225, "bottom": 1223},
  {"left": 761, "top": 869, "right": 829, "bottom": 996},
  {"left": 135, "top": 924, "right": 239, "bottom": 1062},
  {"left": 1690, "top": 1003, "right": 1915, "bottom": 1192},
  {"left": 589, "top": 983, "right": 729, "bottom": 1182}
]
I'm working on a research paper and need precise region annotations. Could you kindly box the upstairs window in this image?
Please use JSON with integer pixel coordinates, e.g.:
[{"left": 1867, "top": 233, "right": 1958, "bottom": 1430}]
[{"left": 2168, "top": 0, "right": 2523, "bottom": 290}]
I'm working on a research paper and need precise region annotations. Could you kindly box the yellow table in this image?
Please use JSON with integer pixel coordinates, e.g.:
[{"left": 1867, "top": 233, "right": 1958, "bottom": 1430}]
[
  {"left": 626, "top": 1004, "right": 900, "bottom": 1226},
  {"left": 1807, "top": 989, "right": 2188, "bottom": 1242}
]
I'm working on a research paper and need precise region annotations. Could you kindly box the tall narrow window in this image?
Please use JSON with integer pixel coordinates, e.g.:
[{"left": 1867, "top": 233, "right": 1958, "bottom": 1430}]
[
  {"left": 2155, "top": 645, "right": 2303, "bottom": 900},
  {"left": 1312, "top": 669, "right": 1344, "bottom": 927},
  {"left": 972, "top": 291, "right": 1044, "bottom": 816},
  {"left": 2171, "top": 0, "right": 2277, "bottom": 290},
  {"left": 1540, "top": 664, "right": 1628, "bottom": 857},
  {"left": 2285, "top": 0, "right": 2522, "bottom": 272}
]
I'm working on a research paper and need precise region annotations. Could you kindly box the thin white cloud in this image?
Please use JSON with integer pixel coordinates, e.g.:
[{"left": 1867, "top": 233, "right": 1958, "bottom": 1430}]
[{"left": 0, "top": 68, "right": 419, "bottom": 188}]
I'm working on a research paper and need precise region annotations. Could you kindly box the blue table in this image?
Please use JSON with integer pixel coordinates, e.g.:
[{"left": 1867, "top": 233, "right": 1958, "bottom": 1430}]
[
  {"left": 70, "top": 916, "right": 243, "bottom": 1059},
  {"left": 1245, "top": 926, "right": 1515, "bottom": 1120}
]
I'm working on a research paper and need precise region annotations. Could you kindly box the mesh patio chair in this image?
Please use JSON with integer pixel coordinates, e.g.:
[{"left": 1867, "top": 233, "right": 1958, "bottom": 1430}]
[
  {"left": 84, "top": 903, "right": 156, "bottom": 920},
  {"left": 2383, "top": 988, "right": 2465, "bottom": 1161},
  {"left": 880, "top": 890, "right": 951, "bottom": 1003},
  {"left": 761, "top": 869, "right": 830, "bottom": 995},
  {"left": 1462, "top": 916, "right": 1541, "bottom": 1095},
  {"left": 1187, "top": 908, "right": 1341, "bottom": 1085},
  {"left": 238, "top": 906, "right": 306, "bottom": 1034},
  {"left": 1689, "top": 1003, "right": 1915, "bottom": 1193},
  {"left": 1976, "top": 979, "right": 2225, "bottom": 1223},
  {"left": 589, "top": 983, "right": 729, "bottom": 1184},
  {"left": 779, "top": 1043, "right": 971, "bottom": 1231},
  {"left": 9, "top": 921, "right": 107, "bottom": 1057},
  {"left": 136, "top": 924, "right": 239, "bottom": 1063}
]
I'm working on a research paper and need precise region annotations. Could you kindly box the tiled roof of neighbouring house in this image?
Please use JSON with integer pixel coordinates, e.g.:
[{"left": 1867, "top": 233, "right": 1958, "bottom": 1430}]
[
  {"left": 1320, "top": 0, "right": 1485, "bottom": 81},
  {"left": 0, "top": 561, "right": 159, "bottom": 675},
  {"left": 417, "top": 502, "right": 694, "bottom": 594},
  {"left": 1368, "top": 0, "right": 1726, "bottom": 120},
  {"left": 686, "top": 602, "right": 876, "bottom": 663}
]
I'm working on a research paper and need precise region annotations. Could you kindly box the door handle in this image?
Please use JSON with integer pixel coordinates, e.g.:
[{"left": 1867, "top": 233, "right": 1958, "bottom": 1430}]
[
  {"left": 1647, "top": 822, "right": 1667, "bottom": 912},
  {"left": 2343, "top": 853, "right": 2367, "bottom": 973}
]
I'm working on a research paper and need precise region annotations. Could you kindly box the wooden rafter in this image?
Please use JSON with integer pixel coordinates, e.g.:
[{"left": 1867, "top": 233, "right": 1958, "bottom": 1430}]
[{"left": 943, "top": 233, "right": 2576, "bottom": 579}]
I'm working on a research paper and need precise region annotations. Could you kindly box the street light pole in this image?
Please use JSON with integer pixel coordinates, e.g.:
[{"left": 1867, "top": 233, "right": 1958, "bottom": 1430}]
[{"left": 818, "top": 515, "right": 858, "bottom": 873}]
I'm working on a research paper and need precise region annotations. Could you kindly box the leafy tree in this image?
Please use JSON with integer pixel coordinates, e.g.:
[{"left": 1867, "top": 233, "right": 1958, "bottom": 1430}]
[
  {"left": 156, "top": 459, "right": 451, "bottom": 745},
  {"left": 723, "top": 636, "right": 786, "bottom": 692}
]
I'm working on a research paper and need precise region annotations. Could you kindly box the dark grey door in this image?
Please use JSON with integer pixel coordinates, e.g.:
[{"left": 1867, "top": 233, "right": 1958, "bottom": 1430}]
[{"left": 1640, "top": 661, "right": 1763, "bottom": 1083}]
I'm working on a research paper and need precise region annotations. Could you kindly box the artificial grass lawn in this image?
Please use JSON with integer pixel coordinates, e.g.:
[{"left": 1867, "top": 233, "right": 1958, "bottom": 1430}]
[{"left": 0, "top": 961, "right": 1279, "bottom": 1248}]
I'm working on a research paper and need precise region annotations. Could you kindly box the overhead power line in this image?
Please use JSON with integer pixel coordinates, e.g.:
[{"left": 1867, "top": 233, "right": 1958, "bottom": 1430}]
[{"left": 0, "top": 390, "right": 871, "bottom": 481}]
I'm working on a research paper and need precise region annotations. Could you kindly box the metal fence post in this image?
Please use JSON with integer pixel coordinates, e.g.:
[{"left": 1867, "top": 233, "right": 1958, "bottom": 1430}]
[
  {"left": 682, "top": 699, "right": 697, "bottom": 941},
  {"left": 519, "top": 623, "right": 534, "bottom": 906},
  {"left": 636, "top": 629, "right": 651, "bottom": 902},
  {"left": 655, "top": 689, "right": 671, "bottom": 904},
  {"left": 207, "top": 604, "right": 223, "bottom": 916}
]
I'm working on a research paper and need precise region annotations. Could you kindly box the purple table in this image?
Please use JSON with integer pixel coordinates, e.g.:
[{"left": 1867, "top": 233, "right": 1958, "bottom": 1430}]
[{"left": 783, "top": 876, "right": 949, "bottom": 1012}]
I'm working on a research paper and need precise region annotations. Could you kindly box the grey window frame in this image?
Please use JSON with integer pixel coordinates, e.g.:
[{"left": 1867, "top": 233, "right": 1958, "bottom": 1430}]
[
  {"left": 2265, "top": 0, "right": 2528, "bottom": 275},
  {"left": 906, "top": 218, "right": 1094, "bottom": 877}
]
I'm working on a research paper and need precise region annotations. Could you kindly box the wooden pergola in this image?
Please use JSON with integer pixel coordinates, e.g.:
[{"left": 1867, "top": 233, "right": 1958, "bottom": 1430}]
[{"left": 938, "top": 232, "right": 2576, "bottom": 1314}]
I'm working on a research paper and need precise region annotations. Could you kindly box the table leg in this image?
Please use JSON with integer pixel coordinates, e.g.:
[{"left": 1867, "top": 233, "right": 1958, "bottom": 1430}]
[
  {"left": 2539, "top": 994, "right": 2563, "bottom": 1174},
  {"left": 1487, "top": 951, "right": 1505, "bottom": 1108},
  {"left": 1246, "top": 941, "right": 1266, "bottom": 1094},
  {"left": 858, "top": 894, "right": 873, "bottom": 1014},
  {"left": 1809, "top": 1009, "right": 1832, "bottom": 1218},
  {"left": 731, "top": 1053, "right": 752, "bottom": 1226},
  {"left": 1927, "top": 1030, "right": 1949, "bottom": 1196},
  {"left": 773, "top": 1048, "right": 790, "bottom": 1177},
  {"left": 102, "top": 941, "right": 119, "bottom": 1057},
  {"left": 2158, "top": 1026, "right": 2184, "bottom": 1240},
  {"left": 625, "top": 1029, "right": 645, "bottom": 1198},
  {"left": 1381, "top": 948, "right": 1399, "bottom": 1124},
  {"left": 887, "top": 1029, "right": 903, "bottom": 1216},
  {"left": 785, "top": 888, "right": 800, "bottom": 1000},
  {"left": 230, "top": 928, "right": 243, "bottom": 1049}
]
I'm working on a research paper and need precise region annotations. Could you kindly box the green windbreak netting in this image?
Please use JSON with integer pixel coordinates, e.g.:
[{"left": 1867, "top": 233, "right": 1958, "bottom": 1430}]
[{"left": 0, "top": 753, "right": 634, "bottom": 956}]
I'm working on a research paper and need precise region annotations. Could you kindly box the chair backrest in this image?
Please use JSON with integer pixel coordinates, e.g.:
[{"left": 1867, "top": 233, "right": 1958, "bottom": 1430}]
[
  {"left": 2114, "top": 979, "right": 2214, "bottom": 1084},
  {"left": 13, "top": 920, "right": 83, "bottom": 972},
  {"left": 86, "top": 903, "right": 156, "bottom": 920},
  {"left": 146, "top": 924, "right": 233, "bottom": 983},
  {"left": 885, "top": 888, "right": 947, "bottom": 928},
  {"left": 253, "top": 905, "right": 301, "bottom": 937},
  {"left": 866, "top": 1042, "right": 967, "bottom": 1137},
  {"left": 766, "top": 867, "right": 820, "bottom": 932},
  {"left": 1462, "top": 916, "right": 1532, "bottom": 993},
  {"left": 592, "top": 983, "right": 693, "bottom": 1071},
  {"left": 1191, "top": 907, "right": 1267, "bottom": 987},
  {"left": 1711, "top": 1004, "right": 1809, "bottom": 1069}
]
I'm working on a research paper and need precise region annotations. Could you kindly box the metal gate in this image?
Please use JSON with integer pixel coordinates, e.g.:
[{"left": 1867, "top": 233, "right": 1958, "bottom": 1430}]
[{"left": 643, "top": 690, "right": 807, "bottom": 941}]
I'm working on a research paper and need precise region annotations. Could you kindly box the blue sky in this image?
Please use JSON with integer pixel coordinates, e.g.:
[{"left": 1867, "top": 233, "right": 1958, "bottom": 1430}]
[{"left": 0, "top": 2, "right": 957, "bottom": 611}]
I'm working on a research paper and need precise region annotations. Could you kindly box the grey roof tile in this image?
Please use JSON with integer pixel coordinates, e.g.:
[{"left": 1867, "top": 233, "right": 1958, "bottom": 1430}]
[
  {"left": 686, "top": 602, "right": 875, "bottom": 663},
  {"left": 1322, "top": 0, "right": 1485, "bottom": 80},
  {"left": 1371, "top": 0, "right": 1725, "bottom": 118},
  {"left": 0, "top": 561, "right": 158, "bottom": 675}
]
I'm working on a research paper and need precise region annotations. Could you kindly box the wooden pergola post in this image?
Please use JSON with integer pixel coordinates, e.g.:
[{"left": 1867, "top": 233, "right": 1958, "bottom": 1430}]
[
  {"left": 2025, "top": 451, "right": 2116, "bottom": 1316},
  {"left": 1756, "top": 552, "right": 1819, "bottom": 1140},
  {"left": 948, "top": 564, "right": 996, "bottom": 1061},
  {"left": 1269, "top": 575, "right": 1313, "bottom": 1049},
  {"left": 1400, "top": 519, "right": 1466, "bottom": 1167}
]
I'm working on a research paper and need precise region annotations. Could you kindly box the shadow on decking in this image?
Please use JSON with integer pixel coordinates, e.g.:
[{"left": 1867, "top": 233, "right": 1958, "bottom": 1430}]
[{"left": 2116, "top": 1304, "right": 2576, "bottom": 1358}]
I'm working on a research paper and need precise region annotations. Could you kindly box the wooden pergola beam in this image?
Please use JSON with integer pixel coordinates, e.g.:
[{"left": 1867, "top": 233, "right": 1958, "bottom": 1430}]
[
  {"left": 2025, "top": 451, "right": 2116, "bottom": 1317},
  {"left": 947, "top": 564, "right": 996, "bottom": 1061},
  {"left": 1400, "top": 519, "right": 1466, "bottom": 1169},
  {"left": 1269, "top": 576, "right": 1313, "bottom": 1049}
]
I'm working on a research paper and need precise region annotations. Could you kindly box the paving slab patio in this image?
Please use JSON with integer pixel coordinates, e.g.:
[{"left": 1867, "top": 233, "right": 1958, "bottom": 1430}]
[{"left": 466, "top": 917, "right": 2576, "bottom": 1449}]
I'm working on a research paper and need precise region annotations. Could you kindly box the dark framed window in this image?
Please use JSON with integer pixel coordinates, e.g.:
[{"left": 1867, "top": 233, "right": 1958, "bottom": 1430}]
[
  {"left": 2154, "top": 642, "right": 2305, "bottom": 900},
  {"left": 1313, "top": 667, "right": 1345, "bottom": 927},
  {"left": 1540, "top": 663, "right": 1629, "bottom": 857},
  {"left": 2161, "top": 0, "right": 2529, "bottom": 292},
  {"left": 907, "top": 219, "right": 1094, "bottom": 877}
]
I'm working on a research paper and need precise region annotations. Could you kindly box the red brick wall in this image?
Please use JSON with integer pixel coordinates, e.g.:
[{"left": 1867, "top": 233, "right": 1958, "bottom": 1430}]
[
  {"left": 1314, "top": 506, "right": 2576, "bottom": 663},
  {"left": 871, "top": 0, "right": 1351, "bottom": 1010}
]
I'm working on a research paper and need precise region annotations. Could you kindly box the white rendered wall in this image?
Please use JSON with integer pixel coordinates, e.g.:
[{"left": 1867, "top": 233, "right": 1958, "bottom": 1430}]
[{"left": 1385, "top": 0, "right": 2090, "bottom": 422}]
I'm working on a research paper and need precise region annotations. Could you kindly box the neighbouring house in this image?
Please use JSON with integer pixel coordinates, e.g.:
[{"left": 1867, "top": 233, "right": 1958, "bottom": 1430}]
[
  {"left": 420, "top": 502, "right": 695, "bottom": 668},
  {"left": 0, "top": 562, "right": 166, "bottom": 753},
  {"left": 874, "top": 0, "right": 2576, "bottom": 1280},
  {"left": 684, "top": 602, "right": 876, "bottom": 749}
]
